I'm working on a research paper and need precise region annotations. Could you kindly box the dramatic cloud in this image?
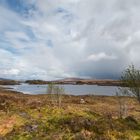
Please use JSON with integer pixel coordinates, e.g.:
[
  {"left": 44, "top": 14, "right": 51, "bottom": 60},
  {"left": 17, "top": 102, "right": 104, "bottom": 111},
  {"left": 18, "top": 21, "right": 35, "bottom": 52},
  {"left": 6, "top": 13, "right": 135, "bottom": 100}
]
[{"left": 0, "top": 0, "right": 140, "bottom": 80}]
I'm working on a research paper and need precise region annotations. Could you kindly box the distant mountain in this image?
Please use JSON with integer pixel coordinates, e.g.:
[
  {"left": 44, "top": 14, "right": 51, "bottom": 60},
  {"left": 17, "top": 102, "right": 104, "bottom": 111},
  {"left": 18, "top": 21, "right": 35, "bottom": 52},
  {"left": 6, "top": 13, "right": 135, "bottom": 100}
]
[
  {"left": 54, "top": 78, "right": 121, "bottom": 86},
  {"left": 0, "top": 78, "right": 21, "bottom": 85},
  {"left": 0, "top": 78, "right": 12, "bottom": 80},
  {"left": 58, "top": 77, "right": 86, "bottom": 82}
]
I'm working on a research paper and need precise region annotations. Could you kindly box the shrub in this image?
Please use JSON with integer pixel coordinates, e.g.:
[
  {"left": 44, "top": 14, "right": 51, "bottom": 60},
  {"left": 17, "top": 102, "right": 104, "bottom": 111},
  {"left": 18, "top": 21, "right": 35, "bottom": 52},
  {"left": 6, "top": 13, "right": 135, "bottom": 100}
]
[{"left": 120, "top": 64, "right": 140, "bottom": 103}]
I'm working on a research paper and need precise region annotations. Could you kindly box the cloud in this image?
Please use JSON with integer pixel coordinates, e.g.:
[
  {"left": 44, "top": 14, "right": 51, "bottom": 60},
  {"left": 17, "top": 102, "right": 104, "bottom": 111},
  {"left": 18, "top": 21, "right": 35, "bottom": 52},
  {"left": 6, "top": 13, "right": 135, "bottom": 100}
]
[
  {"left": 87, "top": 53, "right": 117, "bottom": 61},
  {"left": 0, "top": 0, "right": 140, "bottom": 80}
]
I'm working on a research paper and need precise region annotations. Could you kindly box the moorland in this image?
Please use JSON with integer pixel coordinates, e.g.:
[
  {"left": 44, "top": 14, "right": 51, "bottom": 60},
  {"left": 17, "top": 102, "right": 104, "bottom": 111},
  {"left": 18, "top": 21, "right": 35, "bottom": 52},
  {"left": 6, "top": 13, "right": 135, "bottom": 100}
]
[{"left": 0, "top": 86, "right": 140, "bottom": 140}]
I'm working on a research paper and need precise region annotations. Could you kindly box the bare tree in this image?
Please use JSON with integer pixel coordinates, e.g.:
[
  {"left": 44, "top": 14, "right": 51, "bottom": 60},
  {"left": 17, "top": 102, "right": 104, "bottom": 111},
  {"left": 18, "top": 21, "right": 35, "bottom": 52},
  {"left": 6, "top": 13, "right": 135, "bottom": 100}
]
[
  {"left": 47, "top": 83, "right": 65, "bottom": 108},
  {"left": 116, "top": 91, "right": 127, "bottom": 118}
]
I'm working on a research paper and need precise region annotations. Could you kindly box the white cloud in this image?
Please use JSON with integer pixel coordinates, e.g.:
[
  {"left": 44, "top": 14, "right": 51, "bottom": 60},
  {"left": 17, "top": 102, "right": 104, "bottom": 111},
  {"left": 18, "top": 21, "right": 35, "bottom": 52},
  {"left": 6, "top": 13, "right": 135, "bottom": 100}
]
[
  {"left": 2, "top": 69, "right": 20, "bottom": 75},
  {"left": 0, "top": 0, "right": 140, "bottom": 79},
  {"left": 5, "top": 31, "right": 30, "bottom": 41},
  {"left": 87, "top": 53, "right": 117, "bottom": 61}
]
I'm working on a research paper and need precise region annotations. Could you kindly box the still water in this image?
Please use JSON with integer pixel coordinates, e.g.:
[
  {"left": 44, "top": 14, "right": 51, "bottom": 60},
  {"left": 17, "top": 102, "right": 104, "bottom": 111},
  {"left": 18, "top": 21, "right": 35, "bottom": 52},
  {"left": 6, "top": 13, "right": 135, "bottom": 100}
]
[{"left": 5, "top": 84, "right": 119, "bottom": 96}]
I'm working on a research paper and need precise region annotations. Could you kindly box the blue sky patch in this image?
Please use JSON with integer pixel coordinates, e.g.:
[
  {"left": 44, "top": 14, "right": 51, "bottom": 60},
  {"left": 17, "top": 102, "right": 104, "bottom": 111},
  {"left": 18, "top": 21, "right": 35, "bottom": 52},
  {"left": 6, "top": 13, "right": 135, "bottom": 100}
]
[{"left": 0, "top": 0, "right": 36, "bottom": 18}]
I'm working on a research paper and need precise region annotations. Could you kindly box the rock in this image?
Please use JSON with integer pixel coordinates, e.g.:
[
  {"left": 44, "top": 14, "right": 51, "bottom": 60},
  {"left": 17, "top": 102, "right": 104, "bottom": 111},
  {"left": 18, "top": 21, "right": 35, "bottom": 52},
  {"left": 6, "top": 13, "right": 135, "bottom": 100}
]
[{"left": 80, "top": 99, "right": 85, "bottom": 104}]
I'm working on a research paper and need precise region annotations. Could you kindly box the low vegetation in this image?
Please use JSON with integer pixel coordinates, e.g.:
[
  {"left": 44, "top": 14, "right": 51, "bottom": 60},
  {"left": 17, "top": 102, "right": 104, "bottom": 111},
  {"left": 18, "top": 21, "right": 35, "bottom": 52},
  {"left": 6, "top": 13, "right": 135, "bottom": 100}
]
[
  {"left": 0, "top": 87, "right": 140, "bottom": 140},
  {"left": 25, "top": 80, "right": 49, "bottom": 85}
]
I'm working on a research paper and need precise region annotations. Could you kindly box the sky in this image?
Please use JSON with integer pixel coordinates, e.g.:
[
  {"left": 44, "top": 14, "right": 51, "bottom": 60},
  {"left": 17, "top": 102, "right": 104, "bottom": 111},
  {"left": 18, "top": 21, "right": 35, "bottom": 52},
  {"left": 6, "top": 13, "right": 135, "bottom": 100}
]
[{"left": 0, "top": 0, "right": 140, "bottom": 80}]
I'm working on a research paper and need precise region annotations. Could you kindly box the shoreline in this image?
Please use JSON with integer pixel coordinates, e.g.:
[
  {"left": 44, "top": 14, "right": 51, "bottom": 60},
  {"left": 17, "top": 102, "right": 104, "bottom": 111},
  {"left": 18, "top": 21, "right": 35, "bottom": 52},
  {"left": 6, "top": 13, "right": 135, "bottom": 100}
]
[
  {"left": 0, "top": 85, "right": 117, "bottom": 97},
  {"left": 0, "top": 85, "right": 133, "bottom": 98},
  {"left": 25, "top": 79, "right": 122, "bottom": 86},
  {"left": 0, "top": 79, "right": 122, "bottom": 86}
]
